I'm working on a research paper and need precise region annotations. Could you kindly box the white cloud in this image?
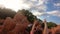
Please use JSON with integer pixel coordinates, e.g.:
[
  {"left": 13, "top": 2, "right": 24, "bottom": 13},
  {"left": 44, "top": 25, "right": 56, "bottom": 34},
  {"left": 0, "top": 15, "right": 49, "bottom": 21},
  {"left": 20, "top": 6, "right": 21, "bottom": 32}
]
[
  {"left": 24, "top": 0, "right": 46, "bottom": 9},
  {"left": 0, "top": 4, "right": 5, "bottom": 8},
  {"left": 0, "top": 0, "right": 31, "bottom": 11},
  {"left": 0, "top": 0, "right": 20, "bottom": 11},
  {"left": 0, "top": 0, "right": 47, "bottom": 12},
  {"left": 36, "top": 5, "right": 46, "bottom": 11},
  {"left": 31, "top": 10, "right": 45, "bottom": 16},
  {"left": 22, "top": 0, "right": 47, "bottom": 17},
  {"left": 47, "top": 10, "right": 60, "bottom": 17},
  {"left": 47, "top": 16, "right": 50, "bottom": 18},
  {"left": 54, "top": 3, "right": 60, "bottom": 7}
]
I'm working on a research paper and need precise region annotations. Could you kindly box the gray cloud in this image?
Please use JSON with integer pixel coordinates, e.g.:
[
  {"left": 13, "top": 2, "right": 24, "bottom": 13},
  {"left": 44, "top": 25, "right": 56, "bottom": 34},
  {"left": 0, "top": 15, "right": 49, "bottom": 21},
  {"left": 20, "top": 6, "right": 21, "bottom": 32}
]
[{"left": 22, "top": 0, "right": 48, "bottom": 17}]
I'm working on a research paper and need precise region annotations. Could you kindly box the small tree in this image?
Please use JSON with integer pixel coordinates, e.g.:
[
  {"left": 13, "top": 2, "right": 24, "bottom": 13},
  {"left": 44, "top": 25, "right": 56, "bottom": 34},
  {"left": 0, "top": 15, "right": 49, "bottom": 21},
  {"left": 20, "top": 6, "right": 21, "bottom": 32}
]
[
  {"left": 41, "top": 22, "right": 57, "bottom": 29},
  {"left": 17, "top": 9, "right": 37, "bottom": 23},
  {"left": 47, "top": 22, "right": 57, "bottom": 29}
]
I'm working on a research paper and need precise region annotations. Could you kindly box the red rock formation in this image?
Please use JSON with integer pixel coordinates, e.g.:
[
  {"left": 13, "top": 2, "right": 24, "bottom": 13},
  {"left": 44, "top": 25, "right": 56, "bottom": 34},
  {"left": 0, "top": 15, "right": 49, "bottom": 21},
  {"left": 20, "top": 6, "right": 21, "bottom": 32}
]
[
  {"left": 13, "top": 12, "right": 30, "bottom": 30},
  {"left": 0, "top": 19, "right": 4, "bottom": 25},
  {"left": 14, "top": 12, "right": 29, "bottom": 23},
  {"left": 3, "top": 17, "right": 16, "bottom": 32},
  {"left": 50, "top": 25, "right": 60, "bottom": 34},
  {"left": 0, "top": 25, "right": 4, "bottom": 34},
  {"left": 0, "top": 12, "right": 60, "bottom": 34}
]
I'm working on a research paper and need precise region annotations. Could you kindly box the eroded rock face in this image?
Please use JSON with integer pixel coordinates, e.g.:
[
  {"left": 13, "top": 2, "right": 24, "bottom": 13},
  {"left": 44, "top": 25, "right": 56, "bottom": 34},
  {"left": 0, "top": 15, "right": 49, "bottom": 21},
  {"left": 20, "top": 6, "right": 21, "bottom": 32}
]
[
  {"left": 0, "top": 12, "right": 30, "bottom": 34},
  {"left": 48, "top": 25, "right": 60, "bottom": 34},
  {"left": 13, "top": 12, "right": 30, "bottom": 29},
  {"left": 14, "top": 12, "right": 29, "bottom": 23},
  {"left": 0, "top": 19, "right": 4, "bottom": 25},
  {"left": 51, "top": 25, "right": 60, "bottom": 34},
  {"left": 0, "top": 25, "right": 4, "bottom": 34},
  {"left": 3, "top": 17, "right": 16, "bottom": 31}
]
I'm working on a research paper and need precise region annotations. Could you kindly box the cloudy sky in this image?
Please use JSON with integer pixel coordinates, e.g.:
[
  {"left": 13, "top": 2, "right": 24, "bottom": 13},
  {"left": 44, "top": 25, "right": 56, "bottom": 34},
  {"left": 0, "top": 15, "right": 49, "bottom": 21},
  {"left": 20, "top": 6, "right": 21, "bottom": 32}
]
[{"left": 0, "top": 0, "right": 60, "bottom": 24}]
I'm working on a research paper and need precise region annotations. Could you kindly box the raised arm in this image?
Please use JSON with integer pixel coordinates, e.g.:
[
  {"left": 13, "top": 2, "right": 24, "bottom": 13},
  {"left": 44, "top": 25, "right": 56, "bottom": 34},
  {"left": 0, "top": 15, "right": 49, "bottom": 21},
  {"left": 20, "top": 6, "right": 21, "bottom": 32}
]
[
  {"left": 30, "top": 20, "right": 37, "bottom": 34},
  {"left": 43, "top": 19, "right": 48, "bottom": 34}
]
